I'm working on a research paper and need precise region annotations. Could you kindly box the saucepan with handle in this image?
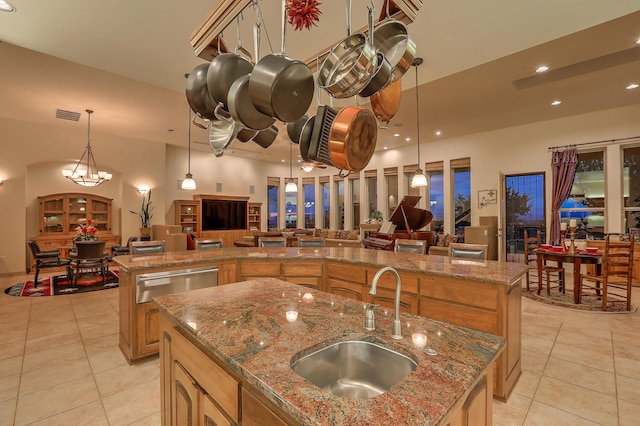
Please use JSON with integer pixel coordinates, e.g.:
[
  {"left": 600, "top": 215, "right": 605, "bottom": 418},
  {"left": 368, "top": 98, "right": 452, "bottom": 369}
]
[{"left": 249, "top": 0, "right": 314, "bottom": 122}]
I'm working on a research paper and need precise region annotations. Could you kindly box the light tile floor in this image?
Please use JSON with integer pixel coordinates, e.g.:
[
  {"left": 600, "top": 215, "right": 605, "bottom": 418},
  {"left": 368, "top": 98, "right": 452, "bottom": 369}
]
[{"left": 1, "top": 271, "right": 639, "bottom": 425}]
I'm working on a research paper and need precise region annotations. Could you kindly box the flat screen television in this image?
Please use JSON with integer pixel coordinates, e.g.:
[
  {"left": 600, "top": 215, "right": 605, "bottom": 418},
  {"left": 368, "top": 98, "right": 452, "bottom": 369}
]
[{"left": 201, "top": 199, "right": 247, "bottom": 230}]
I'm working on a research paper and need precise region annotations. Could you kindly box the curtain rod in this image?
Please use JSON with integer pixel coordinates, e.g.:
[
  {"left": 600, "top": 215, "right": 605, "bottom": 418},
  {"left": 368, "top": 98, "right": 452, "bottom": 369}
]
[{"left": 548, "top": 135, "right": 640, "bottom": 151}]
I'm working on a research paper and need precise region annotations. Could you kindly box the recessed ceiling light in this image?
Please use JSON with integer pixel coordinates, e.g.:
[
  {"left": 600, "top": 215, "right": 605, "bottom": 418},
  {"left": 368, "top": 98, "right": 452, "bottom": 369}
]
[
  {"left": 281, "top": 159, "right": 285, "bottom": 163},
  {"left": 636, "top": 37, "right": 640, "bottom": 45},
  {"left": 626, "top": 83, "right": 639, "bottom": 90},
  {"left": 435, "top": 130, "right": 441, "bottom": 136},
  {"left": 405, "top": 137, "right": 410, "bottom": 142},
  {"left": 536, "top": 65, "right": 549, "bottom": 73},
  {"left": 393, "top": 133, "right": 400, "bottom": 137},
  {"left": 383, "top": 146, "right": 388, "bottom": 150},
  {"left": 551, "top": 100, "right": 562, "bottom": 106},
  {"left": 0, "top": 0, "right": 16, "bottom": 12}
]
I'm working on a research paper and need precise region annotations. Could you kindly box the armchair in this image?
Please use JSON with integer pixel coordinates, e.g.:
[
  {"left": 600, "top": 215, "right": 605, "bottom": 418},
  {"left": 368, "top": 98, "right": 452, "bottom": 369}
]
[{"left": 27, "top": 240, "right": 71, "bottom": 286}]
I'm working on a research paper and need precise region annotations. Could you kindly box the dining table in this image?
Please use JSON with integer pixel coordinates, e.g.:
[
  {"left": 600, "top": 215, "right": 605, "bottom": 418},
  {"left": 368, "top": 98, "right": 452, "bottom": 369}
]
[{"left": 536, "top": 248, "right": 603, "bottom": 304}]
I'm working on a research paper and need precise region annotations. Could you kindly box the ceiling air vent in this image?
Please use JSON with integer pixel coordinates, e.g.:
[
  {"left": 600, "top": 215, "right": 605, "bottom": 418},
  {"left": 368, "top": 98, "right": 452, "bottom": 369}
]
[{"left": 55, "top": 108, "right": 81, "bottom": 122}]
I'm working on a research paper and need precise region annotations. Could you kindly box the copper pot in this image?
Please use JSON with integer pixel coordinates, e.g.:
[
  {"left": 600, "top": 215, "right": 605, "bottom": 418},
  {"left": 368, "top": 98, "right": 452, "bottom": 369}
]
[
  {"left": 369, "top": 78, "right": 401, "bottom": 129},
  {"left": 328, "top": 107, "right": 377, "bottom": 172}
]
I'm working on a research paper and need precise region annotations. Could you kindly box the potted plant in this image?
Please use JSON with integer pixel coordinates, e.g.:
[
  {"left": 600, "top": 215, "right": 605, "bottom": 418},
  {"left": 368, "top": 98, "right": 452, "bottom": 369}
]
[
  {"left": 130, "top": 190, "right": 154, "bottom": 237},
  {"left": 369, "top": 210, "right": 383, "bottom": 223}
]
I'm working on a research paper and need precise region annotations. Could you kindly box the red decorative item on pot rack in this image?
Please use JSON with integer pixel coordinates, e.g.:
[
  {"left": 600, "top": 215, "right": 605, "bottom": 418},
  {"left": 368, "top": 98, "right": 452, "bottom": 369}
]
[{"left": 286, "top": 0, "right": 322, "bottom": 31}]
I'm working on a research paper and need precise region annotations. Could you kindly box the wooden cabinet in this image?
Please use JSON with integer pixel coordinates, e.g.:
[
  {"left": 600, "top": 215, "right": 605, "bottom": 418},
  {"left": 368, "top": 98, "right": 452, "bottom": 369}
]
[
  {"left": 174, "top": 200, "right": 200, "bottom": 234},
  {"left": 442, "top": 367, "right": 493, "bottom": 426},
  {"left": 160, "top": 313, "right": 286, "bottom": 426},
  {"left": 238, "top": 259, "right": 324, "bottom": 290},
  {"left": 31, "top": 193, "right": 119, "bottom": 270},
  {"left": 248, "top": 202, "right": 261, "bottom": 231},
  {"left": 162, "top": 315, "right": 239, "bottom": 425}
]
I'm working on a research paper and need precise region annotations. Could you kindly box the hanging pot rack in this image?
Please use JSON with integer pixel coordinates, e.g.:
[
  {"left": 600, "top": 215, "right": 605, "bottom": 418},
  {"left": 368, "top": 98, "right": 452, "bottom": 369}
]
[{"left": 190, "top": 0, "right": 422, "bottom": 71}]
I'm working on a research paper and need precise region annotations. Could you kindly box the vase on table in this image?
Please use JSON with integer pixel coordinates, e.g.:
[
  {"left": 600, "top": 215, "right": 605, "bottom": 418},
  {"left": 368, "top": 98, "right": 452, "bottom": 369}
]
[{"left": 140, "top": 227, "right": 151, "bottom": 238}]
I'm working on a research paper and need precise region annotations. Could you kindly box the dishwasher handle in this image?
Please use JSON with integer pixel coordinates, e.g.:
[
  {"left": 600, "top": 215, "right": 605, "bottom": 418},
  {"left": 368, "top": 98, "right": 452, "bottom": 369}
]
[{"left": 138, "top": 267, "right": 219, "bottom": 287}]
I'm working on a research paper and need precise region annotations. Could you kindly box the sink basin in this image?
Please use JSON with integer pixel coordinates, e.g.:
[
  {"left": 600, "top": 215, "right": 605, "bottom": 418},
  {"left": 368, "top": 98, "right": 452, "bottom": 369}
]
[{"left": 291, "top": 340, "right": 417, "bottom": 399}]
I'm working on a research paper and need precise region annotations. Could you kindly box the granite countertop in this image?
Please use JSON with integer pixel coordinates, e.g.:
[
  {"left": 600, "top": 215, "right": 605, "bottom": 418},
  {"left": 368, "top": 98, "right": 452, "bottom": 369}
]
[
  {"left": 114, "top": 247, "right": 526, "bottom": 286},
  {"left": 154, "top": 278, "right": 505, "bottom": 426}
]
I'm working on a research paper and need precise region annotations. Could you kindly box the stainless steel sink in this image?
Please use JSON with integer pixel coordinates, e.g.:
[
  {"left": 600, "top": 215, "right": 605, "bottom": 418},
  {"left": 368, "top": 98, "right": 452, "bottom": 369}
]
[{"left": 291, "top": 340, "right": 417, "bottom": 399}]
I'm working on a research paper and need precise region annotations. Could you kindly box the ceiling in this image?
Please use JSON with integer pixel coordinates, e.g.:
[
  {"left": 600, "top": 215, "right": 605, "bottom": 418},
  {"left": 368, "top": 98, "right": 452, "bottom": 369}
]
[{"left": 0, "top": 0, "right": 639, "bottom": 165}]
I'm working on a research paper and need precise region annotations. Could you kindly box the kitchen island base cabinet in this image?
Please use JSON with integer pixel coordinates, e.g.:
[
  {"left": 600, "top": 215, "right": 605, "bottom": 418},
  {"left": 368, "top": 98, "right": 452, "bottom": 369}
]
[{"left": 160, "top": 313, "right": 292, "bottom": 426}]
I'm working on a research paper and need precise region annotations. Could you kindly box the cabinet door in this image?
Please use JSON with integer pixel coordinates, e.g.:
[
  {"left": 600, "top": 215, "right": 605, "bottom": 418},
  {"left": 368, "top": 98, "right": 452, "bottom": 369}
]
[
  {"left": 67, "top": 196, "right": 89, "bottom": 233},
  {"left": 136, "top": 302, "right": 160, "bottom": 357},
  {"left": 242, "top": 388, "right": 287, "bottom": 426},
  {"left": 327, "top": 279, "right": 366, "bottom": 301},
  {"left": 41, "top": 196, "right": 65, "bottom": 234},
  {"left": 202, "top": 393, "right": 232, "bottom": 426},
  {"left": 218, "top": 262, "right": 237, "bottom": 285},
  {"left": 172, "top": 361, "right": 198, "bottom": 426}
]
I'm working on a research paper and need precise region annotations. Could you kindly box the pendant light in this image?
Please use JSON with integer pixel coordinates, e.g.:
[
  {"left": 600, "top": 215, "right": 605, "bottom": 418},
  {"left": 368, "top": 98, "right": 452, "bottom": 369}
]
[
  {"left": 61, "top": 109, "right": 112, "bottom": 186},
  {"left": 181, "top": 105, "right": 196, "bottom": 190},
  {"left": 410, "top": 58, "right": 428, "bottom": 188},
  {"left": 285, "top": 141, "right": 298, "bottom": 192}
]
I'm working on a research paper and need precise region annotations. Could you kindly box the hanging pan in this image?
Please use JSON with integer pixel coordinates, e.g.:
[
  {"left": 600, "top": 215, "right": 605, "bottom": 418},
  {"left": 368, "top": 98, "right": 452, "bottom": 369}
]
[
  {"left": 227, "top": 23, "right": 276, "bottom": 131},
  {"left": 248, "top": 0, "right": 314, "bottom": 122},
  {"left": 328, "top": 106, "right": 377, "bottom": 172},
  {"left": 317, "top": 0, "right": 378, "bottom": 99},
  {"left": 185, "top": 63, "right": 218, "bottom": 127},
  {"left": 370, "top": 77, "right": 401, "bottom": 129},
  {"left": 372, "top": 0, "right": 416, "bottom": 84}
]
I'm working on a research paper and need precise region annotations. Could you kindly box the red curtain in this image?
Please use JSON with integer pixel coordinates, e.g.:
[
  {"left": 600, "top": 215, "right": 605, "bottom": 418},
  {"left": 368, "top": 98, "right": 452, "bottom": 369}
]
[{"left": 550, "top": 148, "right": 578, "bottom": 244}]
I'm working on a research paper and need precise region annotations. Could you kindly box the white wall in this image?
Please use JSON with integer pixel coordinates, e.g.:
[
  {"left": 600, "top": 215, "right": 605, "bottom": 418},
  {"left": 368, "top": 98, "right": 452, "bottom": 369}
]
[{"left": 1, "top": 104, "right": 639, "bottom": 275}]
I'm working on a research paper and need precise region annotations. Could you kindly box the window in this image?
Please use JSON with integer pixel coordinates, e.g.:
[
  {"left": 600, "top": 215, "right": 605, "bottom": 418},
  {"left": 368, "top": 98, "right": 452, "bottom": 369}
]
[
  {"left": 404, "top": 165, "right": 420, "bottom": 197},
  {"left": 320, "top": 177, "right": 330, "bottom": 229},
  {"left": 559, "top": 151, "right": 605, "bottom": 239},
  {"left": 623, "top": 146, "right": 640, "bottom": 234},
  {"left": 451, "top": 158, "right": 470, "bottom": 240},
  {"left": 351, "top": 176, "right": 361, "bottom": 228},
  {"left": 505, "top": 173, "right": 545, "bottom": 258},
  {"left": 267, "top": 177, "right": 279, "bottom": 230},
  {"left": 426, "top": 162, "right": 444, "bottom": 233},
  {"left": 385, "top": 167, "right": 398, "bottom": 218},
  {"left": 285, "top": 178, "right": 298, "bottom": 229},
  {"left": 365, "top": 170, "right": 378, "bottom": 220},
  {"left": 335, "top": 177, "right": 345, "bottom": 229},
  {"left": 303, "top": 178, "right": 315, "bottom": 228}
]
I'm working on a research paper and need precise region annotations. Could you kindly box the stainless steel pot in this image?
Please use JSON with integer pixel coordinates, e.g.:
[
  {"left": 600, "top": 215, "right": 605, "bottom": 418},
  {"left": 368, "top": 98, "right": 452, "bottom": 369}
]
[
  {"left": 252, "top": 125, "right": 278, "bottom": 149},
  {"left": 287, "top": 114, "right": 308, "bottom": 144},
  {"left": 228, "top": 74, "right": 276, "bottom": 131},
  {"left": 206, "top": 53, "right": 253, "bottom": 110},
  {"left": 248, "top": 0, "right": 314, "bottom": 122},
  {"left": 185, "top": 63, "right": 218, "bottom": 122},
  {"left": 208, "top": 104, "right": 238, "bottom": 157},
  {"left": 358, "top": 52, "right": 392, "bottom": 98},
  {"left": 317, "top": 1, "right": 377, "bottom": 99},
  {"left": 372, "top": 19, "right": 416, "bottom": 84}
]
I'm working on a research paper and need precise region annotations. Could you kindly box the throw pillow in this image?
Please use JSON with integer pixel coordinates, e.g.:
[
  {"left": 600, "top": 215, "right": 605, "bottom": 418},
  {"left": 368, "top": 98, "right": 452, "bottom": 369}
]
[
  {"left": 346, "top": 230, "right": 360, "bottom": 240},
  {"left": 186, "top": 234, "right": 195, "bottom": 250}
]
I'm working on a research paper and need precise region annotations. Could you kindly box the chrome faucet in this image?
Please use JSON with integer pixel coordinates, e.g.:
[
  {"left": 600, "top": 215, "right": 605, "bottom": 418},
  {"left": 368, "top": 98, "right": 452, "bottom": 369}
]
[{"left": 368, "top": 266, "right": 403, "bottom": 340}]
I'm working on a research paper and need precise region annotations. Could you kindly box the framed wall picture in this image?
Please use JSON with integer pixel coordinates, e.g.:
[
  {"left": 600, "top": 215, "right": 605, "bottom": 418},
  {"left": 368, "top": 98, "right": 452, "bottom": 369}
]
[{"left": 478, "top": 190, "right": 497, "bottom": 207}]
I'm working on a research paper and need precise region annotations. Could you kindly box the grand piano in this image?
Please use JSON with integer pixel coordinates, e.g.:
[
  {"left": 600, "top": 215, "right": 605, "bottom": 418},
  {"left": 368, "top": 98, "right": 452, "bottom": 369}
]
[{"left": 363, "top": 196, "right": 434, "bottom": 251}]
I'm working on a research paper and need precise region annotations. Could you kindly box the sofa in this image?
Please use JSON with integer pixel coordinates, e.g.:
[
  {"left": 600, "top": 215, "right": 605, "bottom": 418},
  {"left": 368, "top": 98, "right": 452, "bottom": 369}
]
[
  {"left": 427, "top": 233, "right": 459, "bottom": 256},
  {"left": 151, "top": 225, "right": 187, "bottom": 252},
  {"left": 233, "top": 229, "right": 362, "bottom": 248}
]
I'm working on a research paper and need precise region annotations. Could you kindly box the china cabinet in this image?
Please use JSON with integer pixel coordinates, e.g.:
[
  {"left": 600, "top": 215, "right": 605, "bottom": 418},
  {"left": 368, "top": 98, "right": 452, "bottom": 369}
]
[
  {"left": 173, "top": 200, "right": 200, "bottom": 234},
  {"left": 30, "top": 193, "right": 119, "bottom": 270}
]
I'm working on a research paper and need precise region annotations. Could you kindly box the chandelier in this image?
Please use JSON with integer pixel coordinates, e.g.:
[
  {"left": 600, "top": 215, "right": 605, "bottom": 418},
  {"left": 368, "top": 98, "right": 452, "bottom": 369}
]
[{"left": 61, "top": 109, "right": 112, "bottom": 186}]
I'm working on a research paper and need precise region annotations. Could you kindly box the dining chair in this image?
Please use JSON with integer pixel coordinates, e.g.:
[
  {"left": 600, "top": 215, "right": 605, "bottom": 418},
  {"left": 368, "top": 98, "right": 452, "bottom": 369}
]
[
  {"left": 131, "top": 240, "right": 166, "bottom": 254},
  {"left": 112, "top": 236, "right": 138, "bottom": 256},
  {"left": 449, "top": 243, "right": 488, "bottom": 260},
  {"left": 196, "top": 239, "right": 223, "bottom": 250},
  {"left": 69, "top": 240, "right": 108, "bottom": 286},
  {"left": 580, "top": 234, "right": 635, "bottom": 311},
  {"left": 524, "top": 230, "right": 565, "bottom": 294},
  {"left": 258, "top": 236, "right": 287, "bottom": 248},
  {"left": 298, "top": 236, "right": 325, "bottom": 248},
  {"left": 27, "top": 240, "right": 72, "bottom": 286},
  {"left": 394, "top": 239, "right": 426, "bottom": 254}
]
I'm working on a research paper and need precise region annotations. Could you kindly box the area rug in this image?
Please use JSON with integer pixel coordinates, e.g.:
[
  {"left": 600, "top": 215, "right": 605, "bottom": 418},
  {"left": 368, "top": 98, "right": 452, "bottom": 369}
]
[
  {"left": 4, "top": 270, "right": 119, "bottom": 297},
  {"left": 522, "top": 287, "right": 636, "bottom": 313}
]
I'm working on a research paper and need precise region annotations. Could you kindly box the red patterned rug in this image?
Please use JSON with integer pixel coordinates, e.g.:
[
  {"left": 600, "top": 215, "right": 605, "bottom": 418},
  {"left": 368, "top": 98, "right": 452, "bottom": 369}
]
[
  {"left": 4, "top": 271, "right": 119, "bottom": 297},
  {"left": 522, "top": 287, "right": 636, "bottom": 313}
]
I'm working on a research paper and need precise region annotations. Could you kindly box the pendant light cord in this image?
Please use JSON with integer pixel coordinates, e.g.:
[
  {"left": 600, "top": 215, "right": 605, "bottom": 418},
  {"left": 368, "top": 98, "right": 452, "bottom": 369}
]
[
  {"left": 187, "top": 106, "right": 192, "bottom": 174},
  {"left": 414, "top": 59, "right": 421, "bottom": 166}
]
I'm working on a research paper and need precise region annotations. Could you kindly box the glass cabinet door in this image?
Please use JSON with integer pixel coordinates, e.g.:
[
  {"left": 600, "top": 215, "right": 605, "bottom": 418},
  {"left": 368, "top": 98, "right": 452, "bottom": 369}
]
[
  {"left": 68, "top": 197, "right": 88, "bottom": 232},
  {"left": 90, "top": 199, "right": 110, "bottom": 231},
  {"left": 42, "top": 197, "right": 65, "bottom": 233}
]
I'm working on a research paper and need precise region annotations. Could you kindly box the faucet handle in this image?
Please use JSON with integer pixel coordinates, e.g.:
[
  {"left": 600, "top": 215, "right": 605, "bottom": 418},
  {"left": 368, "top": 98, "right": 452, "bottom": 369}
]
[{"left": 364, "top": 304, "right": 379, "bottom": 331}]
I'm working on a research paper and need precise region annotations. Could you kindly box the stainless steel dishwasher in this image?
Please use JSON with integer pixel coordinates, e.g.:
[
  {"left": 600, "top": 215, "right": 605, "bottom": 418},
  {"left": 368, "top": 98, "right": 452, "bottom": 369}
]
[{"left": 135, "top": 265, "right": 218, "bottom": 304}]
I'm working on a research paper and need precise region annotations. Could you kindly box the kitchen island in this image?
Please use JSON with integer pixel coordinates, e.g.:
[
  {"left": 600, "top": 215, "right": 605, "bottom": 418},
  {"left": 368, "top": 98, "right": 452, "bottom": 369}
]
[
  {"left": 114, "top": 247, "right": 526, "bottom": 401},
  {"left": 155, "top": 278, "right": 504, "bottom": 425}
]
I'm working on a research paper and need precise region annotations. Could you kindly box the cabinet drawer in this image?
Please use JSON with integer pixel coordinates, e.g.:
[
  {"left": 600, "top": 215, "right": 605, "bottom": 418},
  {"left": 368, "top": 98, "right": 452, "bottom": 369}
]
[
  {"left": 171, "top": 328, "right": 240, "bottom": 423},
  {"left": 239, "top": 261, "right": 281, "bottom": 277},
  {"left": 326, "top": 261, "right": 366, "bottom": 283},
  {"left": 282, "top": 262, "right": 323, "bottom": 277}
]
